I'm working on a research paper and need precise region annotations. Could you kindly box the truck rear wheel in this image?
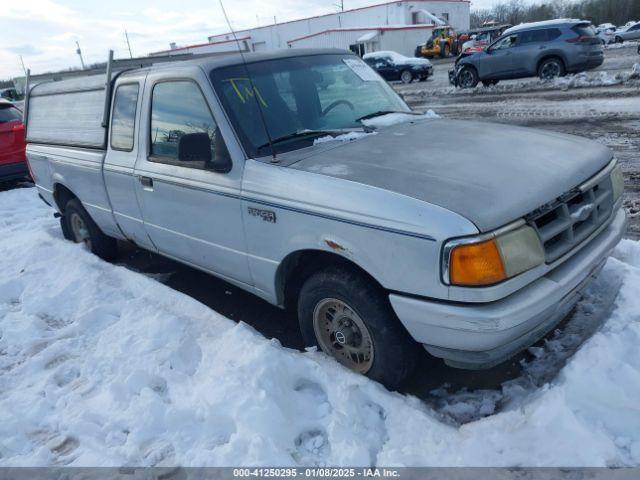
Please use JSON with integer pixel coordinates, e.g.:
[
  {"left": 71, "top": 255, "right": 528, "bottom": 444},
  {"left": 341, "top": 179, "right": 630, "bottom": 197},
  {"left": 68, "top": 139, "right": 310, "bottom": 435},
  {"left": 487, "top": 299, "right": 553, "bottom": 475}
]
[
  {"left": 62, "top": 198, "right": 118, "bottom": 261},
  {"left": 297, "top": 266, "right": 418, "bottom": 390}
]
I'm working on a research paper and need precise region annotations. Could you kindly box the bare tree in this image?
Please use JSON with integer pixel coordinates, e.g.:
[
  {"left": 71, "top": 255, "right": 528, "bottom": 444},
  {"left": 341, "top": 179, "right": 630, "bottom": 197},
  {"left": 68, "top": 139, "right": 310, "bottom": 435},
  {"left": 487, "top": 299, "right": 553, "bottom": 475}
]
[{"left": 470, "top": 0, "right": 639, "bottom": 30}]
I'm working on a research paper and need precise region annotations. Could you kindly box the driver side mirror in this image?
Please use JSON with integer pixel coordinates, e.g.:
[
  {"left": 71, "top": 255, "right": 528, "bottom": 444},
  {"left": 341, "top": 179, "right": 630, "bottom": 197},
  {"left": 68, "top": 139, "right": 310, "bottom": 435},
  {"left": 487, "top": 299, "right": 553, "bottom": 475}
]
[{"left": 178, "top": 132, "right": 232, "bottom": 173}]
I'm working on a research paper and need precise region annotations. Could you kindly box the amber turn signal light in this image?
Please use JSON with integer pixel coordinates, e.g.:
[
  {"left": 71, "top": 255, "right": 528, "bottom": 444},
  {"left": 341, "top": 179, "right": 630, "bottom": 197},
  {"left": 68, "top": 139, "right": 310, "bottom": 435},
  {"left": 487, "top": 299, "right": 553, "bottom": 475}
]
[{"left": 449, "top": 238, "right": 507, "bottom": 286}]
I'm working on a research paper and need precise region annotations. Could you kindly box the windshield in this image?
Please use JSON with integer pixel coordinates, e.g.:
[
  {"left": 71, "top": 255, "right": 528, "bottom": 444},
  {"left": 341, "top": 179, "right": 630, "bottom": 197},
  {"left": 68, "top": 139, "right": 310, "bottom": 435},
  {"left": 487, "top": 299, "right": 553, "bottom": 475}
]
[{"left": 210, "top": 54, "right": 410, "bottom": 157}]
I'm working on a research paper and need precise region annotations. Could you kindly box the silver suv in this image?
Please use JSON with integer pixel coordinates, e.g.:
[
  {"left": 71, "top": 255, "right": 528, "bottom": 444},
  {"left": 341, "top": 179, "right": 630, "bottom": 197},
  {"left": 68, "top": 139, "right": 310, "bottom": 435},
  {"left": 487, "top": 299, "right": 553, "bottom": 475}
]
[{"left": 450, "top": 20, "right": 604, "bottom": 88}]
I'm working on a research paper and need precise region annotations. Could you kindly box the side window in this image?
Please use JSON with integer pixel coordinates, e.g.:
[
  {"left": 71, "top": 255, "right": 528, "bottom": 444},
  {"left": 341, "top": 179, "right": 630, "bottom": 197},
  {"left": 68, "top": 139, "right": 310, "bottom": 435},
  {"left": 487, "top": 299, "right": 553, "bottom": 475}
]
[
  {"left": 493, "top": 34, "right": 518, "bottom": 50},
  {"left": 111, "top": 84, "right": 139, "bottom": 151},
  {"left": 150, "top": 81, "right": 223, "bottom": 170}
]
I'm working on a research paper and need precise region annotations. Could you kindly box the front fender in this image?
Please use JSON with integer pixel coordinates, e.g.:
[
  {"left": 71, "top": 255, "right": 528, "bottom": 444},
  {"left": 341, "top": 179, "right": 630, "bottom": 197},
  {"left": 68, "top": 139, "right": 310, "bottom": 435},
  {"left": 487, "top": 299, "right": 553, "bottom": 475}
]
[{"left": 241, "top": 160, "right": 479, "bottom": 304}]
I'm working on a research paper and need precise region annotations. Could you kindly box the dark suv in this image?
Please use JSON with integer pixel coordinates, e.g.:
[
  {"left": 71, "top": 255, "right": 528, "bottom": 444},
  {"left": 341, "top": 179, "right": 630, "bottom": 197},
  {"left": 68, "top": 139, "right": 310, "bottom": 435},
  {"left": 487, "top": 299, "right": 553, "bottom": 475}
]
[{"left": 450, "top": 20, "right": 604, "bottom": 88}]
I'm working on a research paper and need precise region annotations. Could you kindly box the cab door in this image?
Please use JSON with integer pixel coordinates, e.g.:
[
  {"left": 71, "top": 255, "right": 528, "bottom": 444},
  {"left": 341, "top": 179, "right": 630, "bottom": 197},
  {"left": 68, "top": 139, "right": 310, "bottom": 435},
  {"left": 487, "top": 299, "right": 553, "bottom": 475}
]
[{"left": 133, "top": 67, "right": 253, "bottom": 287}]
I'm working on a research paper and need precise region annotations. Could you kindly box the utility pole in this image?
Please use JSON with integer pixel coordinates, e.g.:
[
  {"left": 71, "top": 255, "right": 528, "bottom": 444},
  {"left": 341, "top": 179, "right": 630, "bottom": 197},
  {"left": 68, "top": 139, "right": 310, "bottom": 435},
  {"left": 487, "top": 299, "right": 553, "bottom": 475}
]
[
  {"left": 334, "top": 0, "right": 344, "bottom": 12},
  {"left": 75, "top": 41, "right": 86, "bottom": 70},
  {"left": 124, "top": 30, "right": 133, "bottom": 59},
  {"left": 19, "top": 55, "right": 27, "bottom": 76}
]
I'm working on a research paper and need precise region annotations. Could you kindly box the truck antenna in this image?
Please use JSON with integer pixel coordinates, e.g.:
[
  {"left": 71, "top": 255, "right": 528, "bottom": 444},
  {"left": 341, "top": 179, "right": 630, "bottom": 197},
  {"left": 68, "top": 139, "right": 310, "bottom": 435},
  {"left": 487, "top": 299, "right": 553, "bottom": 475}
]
[{"left": 218, "top": 0, "right": 277, "bottom": 163}]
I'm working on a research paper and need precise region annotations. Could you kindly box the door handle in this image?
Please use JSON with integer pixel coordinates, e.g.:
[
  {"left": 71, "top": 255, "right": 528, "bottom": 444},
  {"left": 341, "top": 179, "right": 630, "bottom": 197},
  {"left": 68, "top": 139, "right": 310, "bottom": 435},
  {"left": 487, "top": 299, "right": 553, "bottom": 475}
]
[{"left": 139, "top": 176, "right": 154, "bottom": 190}]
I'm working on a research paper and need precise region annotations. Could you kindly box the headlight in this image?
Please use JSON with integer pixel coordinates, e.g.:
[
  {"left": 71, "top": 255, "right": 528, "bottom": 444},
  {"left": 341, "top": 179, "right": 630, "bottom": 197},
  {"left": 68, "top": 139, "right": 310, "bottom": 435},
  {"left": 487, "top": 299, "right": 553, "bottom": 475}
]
[
  {"left": 443, "top": 223, "right": 544, "bottom": 287},
  {"left": 611, "top": 164, "right": 624, "bottom": 201}
]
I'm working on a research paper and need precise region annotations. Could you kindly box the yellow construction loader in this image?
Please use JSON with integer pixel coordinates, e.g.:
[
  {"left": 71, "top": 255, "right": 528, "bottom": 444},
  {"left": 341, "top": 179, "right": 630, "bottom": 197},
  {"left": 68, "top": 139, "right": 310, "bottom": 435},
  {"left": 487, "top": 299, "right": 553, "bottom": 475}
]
[{"left": 415, "top": 27, "right": 459, "bottom": 59}]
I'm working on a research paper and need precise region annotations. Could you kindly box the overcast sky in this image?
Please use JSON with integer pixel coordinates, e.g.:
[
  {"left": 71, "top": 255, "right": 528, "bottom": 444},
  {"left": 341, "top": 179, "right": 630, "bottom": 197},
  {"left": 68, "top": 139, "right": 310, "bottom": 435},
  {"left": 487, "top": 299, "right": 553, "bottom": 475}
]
[{"left": 0, "top": 0, "right": 532, "bottom": 79}]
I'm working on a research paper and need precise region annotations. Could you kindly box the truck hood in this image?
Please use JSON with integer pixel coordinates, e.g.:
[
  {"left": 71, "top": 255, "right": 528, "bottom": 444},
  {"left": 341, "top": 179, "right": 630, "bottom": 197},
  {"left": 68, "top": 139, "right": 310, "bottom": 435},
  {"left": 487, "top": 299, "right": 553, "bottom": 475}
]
[{"left": 288, "top": 119, "right": 613, "bottom": 232}]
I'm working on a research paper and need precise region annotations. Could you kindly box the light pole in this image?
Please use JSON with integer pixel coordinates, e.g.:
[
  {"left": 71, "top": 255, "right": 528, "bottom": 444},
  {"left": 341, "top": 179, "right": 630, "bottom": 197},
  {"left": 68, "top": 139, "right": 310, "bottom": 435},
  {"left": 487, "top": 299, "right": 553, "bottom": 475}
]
[{"left": 76, "top": 41, "right": 86, "bottom": 70}]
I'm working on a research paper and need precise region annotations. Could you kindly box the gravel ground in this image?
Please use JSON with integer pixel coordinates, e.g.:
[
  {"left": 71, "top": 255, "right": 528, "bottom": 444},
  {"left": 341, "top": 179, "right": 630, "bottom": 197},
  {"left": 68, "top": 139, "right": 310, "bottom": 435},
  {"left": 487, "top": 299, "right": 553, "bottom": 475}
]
[{"left": 394, "top": 43, "right": 640, "bottom": 239}]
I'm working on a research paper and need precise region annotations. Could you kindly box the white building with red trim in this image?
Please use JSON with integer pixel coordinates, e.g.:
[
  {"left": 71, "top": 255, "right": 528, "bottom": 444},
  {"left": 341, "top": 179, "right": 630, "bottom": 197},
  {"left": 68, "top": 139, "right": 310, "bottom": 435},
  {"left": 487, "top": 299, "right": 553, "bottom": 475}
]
[{"left": 153, "top": 0, "right": 470, "bottom": 58}]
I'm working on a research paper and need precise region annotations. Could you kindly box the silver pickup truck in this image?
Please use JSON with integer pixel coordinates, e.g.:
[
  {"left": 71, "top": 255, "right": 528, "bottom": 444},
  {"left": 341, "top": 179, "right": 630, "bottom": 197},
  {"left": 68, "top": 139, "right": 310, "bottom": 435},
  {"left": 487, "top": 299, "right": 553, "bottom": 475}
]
[{"left": 25, "top": 49, "right": 627, "bottom": 389}]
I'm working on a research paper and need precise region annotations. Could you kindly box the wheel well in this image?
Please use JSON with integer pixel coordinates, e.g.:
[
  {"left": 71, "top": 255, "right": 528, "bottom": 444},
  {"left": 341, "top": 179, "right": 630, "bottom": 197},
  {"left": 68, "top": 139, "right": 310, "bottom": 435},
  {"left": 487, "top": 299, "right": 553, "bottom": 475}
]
[
  {"left": 276, "top": 250, "right": 384, "bottom": 311},
  {"left": 460, "top": 63, "right": 478, "bottom": 74},
  {"left": 53, "top": 184, "right": 78, "bottom": 213},
  {"left": 537, "top": 55, "right": 565, "bottom": 73}
]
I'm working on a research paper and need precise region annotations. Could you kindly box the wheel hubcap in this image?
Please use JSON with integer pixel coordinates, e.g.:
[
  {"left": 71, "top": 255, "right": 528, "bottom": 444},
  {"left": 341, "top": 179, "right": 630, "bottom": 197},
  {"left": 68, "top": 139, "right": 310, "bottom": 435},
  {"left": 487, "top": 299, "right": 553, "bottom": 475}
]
[
  {"left": 401, "top": 72, "right": 411, "bottom": 83},
  {"left": 541, "top": 62, "right": 560, "bottom": 79},
  {"left": 312, "top": 298, "right": 374, "bottom": 373},
  {"left": 69, "top": 213, "right": 92, "bottom": 250},
  {"left": 460, "top": 70, "right": 474, "bottom": 87}
]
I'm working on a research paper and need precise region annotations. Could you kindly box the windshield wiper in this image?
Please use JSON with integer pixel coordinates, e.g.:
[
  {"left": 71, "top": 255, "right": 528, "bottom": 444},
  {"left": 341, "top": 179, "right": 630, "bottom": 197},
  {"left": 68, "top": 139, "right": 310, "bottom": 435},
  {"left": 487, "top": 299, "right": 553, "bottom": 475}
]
[
  {"left": 355, "top": 110, "right": 417, "bottom": 122},
  {"left": 256, "top": 130, "right": 351, "bottom": 152}
]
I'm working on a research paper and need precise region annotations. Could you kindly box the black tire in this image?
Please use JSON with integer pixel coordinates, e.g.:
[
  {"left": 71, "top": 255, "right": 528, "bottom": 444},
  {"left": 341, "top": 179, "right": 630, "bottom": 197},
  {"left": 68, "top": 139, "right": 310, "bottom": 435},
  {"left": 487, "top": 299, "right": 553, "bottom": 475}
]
[
  {"left": 400, "top": 69, "right": 413, "bottom": 84},
  {"left": 457, "top": 66, "right": 479, "bottom": 88},
  {"left": 538, "top": 57, "right": 565, "bottom": 80},
  {"left": 62, "top": 198, "right": 118, "bottom": 261},
  {"left": 615, "top": 36, "right": 623, "bottom": 44},
  {"left": 298, "top": 266, "right": 419, "bottom": 390},
  {"left": 440, "top": 42, "right": 451, "bottom": 58}
]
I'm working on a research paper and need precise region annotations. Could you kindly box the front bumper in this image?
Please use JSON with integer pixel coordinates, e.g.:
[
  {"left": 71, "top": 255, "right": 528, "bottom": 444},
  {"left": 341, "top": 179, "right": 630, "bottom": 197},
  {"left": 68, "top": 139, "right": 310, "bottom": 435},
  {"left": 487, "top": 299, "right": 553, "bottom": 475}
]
[
  {"left": 0, "top": 161, "right": 29, "bottom": 182},
  {"left": 389, "top": 207, "right": 627, "bottom": 369}
]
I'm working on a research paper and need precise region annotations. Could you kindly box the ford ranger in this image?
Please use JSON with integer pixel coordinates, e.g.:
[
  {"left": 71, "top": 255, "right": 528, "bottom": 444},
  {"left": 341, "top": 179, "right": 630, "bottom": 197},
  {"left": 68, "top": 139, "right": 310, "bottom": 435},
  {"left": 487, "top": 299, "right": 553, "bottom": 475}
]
[{"left": 25, "top": 49, "right": 627, "bottom": 389}]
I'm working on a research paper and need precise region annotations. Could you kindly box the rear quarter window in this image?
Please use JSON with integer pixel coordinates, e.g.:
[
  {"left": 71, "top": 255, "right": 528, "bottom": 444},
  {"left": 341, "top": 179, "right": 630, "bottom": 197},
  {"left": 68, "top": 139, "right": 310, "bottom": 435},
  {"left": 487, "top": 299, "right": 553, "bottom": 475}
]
[
  {"left": 0, "top": 106, "right": 21, "bottom": 123},
  {"left": 520, "top": 28, "right": 562, "bottom": 43}
]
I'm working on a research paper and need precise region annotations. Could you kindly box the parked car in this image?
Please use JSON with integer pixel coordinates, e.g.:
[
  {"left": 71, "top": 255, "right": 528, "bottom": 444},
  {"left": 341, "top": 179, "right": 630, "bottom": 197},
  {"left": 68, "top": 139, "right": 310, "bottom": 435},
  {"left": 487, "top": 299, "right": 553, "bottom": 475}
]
[
  {"left": 614, "top": 22, "right": 640, "bottom": 43},
  {"left": 25, "top": 49, "right": 626, "bottom": 389},
  {"left": 0, "top": 100, "right": 28, "bottom": 183},
  {"left": 461, "top": 24, "right": 512, "bottom": 53},
  {"left": 596, "top": 26, "right": 616, "bottom": 45},
  {"left": 450, "top": 20, "right": 604, "bottom": 88},
  {"left": 363, "top": 51, "right": 432, "bottom": 83},
  {"left": 597, "top": 23, "right": 616, "bottom": 31},
  {"left": 0, "top": 87, "right": 23, "bottom": 102}
]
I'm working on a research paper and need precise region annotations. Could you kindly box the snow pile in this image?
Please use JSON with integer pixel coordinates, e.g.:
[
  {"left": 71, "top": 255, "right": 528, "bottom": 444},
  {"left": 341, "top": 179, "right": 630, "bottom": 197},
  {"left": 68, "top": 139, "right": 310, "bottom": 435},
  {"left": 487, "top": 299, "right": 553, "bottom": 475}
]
[
  {"left": 605, "top": 40, "right": 640, "bottom": 50},
  {"left": 1, "top": 187, "right": 640, "bottom": 467},
  {"left": 553, "top": 71, "right": 623, "bottom": 90},
  {"left": 313, "top": 130, "right": 377, "bottom": 145},
  {"left": 361, "top": 110, "right": 439, "bottom": 128}
]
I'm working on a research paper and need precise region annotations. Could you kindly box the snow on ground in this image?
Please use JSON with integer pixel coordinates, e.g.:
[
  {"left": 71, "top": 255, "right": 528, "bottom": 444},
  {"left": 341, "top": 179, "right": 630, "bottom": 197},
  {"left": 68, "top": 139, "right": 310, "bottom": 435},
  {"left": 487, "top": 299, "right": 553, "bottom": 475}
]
[
  {"left": 1, "top": 187, "right": 640, "bottom": 467},
  {"left": 605, "top": 40, "right": 640, "bottom": 50}
]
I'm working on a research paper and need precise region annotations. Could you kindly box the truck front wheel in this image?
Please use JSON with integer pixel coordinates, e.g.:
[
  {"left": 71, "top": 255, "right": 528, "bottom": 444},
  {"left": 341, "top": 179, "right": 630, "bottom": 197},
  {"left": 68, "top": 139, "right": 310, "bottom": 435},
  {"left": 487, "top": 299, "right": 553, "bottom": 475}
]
[
  {"left": 62, "top": 198, "right": 118, "bottom": 261},
  {"left": 298, "top": 266, "right": 418, "bottom": 390}
]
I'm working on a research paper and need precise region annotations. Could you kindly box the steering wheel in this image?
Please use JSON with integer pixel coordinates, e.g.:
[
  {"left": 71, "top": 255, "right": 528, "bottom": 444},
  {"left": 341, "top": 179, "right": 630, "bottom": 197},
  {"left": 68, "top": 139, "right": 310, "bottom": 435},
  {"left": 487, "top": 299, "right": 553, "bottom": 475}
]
[{"left": 322, "top": 99, "right": 355, "bottom": 116}]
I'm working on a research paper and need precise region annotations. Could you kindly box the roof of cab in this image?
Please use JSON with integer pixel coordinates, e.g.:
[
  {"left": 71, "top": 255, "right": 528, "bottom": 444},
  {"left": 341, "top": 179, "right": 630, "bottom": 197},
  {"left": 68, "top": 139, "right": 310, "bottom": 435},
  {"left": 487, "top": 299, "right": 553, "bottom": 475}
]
[{"left": 119, "top": 48, "right": 353, "bottom": 78}]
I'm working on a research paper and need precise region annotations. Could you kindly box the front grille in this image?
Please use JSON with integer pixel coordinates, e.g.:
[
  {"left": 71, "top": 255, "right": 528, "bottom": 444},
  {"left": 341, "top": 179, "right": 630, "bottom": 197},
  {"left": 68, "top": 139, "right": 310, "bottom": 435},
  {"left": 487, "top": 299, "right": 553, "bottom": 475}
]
[{"left": 528, "top": 170, "right": 614, "bottom": 263}]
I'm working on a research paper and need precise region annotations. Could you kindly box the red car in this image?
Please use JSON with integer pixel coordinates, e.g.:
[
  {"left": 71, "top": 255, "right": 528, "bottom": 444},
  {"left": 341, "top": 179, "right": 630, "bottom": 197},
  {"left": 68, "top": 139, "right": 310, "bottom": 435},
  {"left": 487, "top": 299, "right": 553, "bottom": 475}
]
[{"left": 0, "top": 99, "right": 29, "bottom": 183}]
